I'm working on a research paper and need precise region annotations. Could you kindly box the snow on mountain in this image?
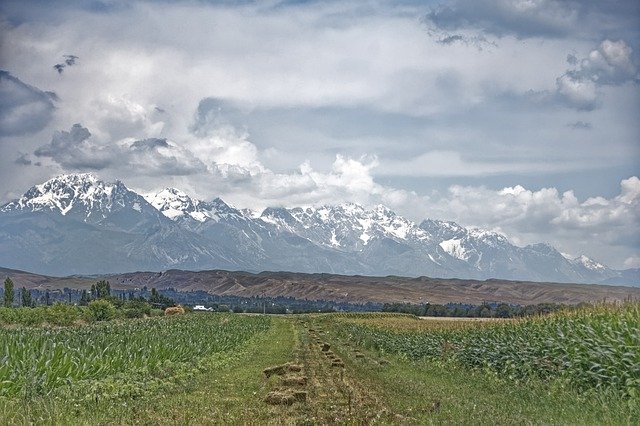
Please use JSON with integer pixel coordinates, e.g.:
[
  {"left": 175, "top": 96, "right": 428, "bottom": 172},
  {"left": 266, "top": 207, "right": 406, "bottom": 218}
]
[
  {"left": 0, "top": 173, "right": 635, "bottom": 285},
  {"left": 439, "top": 239, "right": 469, "bottom": 261},
  {"left": 144, "top": 188, "right": 246, "bottom": 224},
  {"left": 0, "top": 173, "right": 171, "bottom": 235},
  {"left": 1, "top": 173, "right": 130, "bottom": 218},
  {"left": 260, "top": 203, "right": 430, "bottom": 251},
  {"left": 572, "top": 255, "right": 608, "bottom": 271}
]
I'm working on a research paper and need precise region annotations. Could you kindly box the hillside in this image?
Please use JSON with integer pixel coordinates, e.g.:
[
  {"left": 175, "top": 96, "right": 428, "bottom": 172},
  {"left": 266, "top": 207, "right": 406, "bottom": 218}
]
[{"left": 2, "top": 267, "right": 639, "bottom": 306}]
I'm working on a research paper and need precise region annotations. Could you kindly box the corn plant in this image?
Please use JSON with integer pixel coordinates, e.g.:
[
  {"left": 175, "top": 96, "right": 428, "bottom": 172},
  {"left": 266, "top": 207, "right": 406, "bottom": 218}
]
[
  {"left": 0, "top": 313, "right": 270, "bottom": 397},
  {"left": 338, "top": 304, "right": 640, "bottom": 397}
]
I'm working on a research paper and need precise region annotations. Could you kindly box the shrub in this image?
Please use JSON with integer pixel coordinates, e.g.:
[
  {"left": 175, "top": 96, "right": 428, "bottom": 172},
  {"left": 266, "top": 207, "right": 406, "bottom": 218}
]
[
  {"left": 46, "top": 303, "right": 82, "bottom": 326},
  {"left": 88, "top": 300, "right": 116, "bottom": 322},
  {"left": 122, "top": 300, "right": 152, "bottom": 318}
]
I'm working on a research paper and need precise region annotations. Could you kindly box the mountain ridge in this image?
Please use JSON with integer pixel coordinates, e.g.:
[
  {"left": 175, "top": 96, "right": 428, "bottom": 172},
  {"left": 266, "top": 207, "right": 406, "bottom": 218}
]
[{"left": 0, "top": 173, "right": 637, "bottom": 286}]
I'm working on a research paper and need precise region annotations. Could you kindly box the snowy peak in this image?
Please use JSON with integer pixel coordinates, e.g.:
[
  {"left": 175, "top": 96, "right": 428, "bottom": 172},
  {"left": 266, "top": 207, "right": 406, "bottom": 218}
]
[
  {"left": 144, "top": 188, "right": 201, "bottom": 221},
  {"left": 419, "top": 219, "right": 466, "bottom": 240},
  {"left": 144, "top": 189, "right": 244, "bottom": 223},
  {"left": 260, "top": 202, "right": 429, "bottom": 249},
  {"left": 0, "top": 173, "right": 133, "bottom": 218},
  {"left": 1, "top": 174, "right": 633, "bottom": 285},
  {"left": 572, "top": 255, "right": 608, "bottom": 271}
]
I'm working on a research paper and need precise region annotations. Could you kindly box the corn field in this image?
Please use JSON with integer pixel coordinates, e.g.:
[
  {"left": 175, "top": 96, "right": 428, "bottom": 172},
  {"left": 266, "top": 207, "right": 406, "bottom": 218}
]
[
  {"left": 338, "top": 304, "right": 640, "bottom": 397},
  {"left": 0, "top": 313, "right": 270, "bottom": 397}
]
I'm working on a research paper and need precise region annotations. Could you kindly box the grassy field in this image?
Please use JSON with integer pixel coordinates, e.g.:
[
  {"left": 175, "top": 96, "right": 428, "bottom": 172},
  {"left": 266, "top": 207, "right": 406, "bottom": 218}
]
[{"left": 0, "top": 305, "right": 638, "bottom": 425}]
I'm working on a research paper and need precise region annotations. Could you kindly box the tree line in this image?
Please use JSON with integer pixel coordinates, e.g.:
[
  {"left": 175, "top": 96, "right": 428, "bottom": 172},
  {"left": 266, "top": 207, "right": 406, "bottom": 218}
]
[{"left": 381, "top": 301, "right": 588, "bottom": 318}]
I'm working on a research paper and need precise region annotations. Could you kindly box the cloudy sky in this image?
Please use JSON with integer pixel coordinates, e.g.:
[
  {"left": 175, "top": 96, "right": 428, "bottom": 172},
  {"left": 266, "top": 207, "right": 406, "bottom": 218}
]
[{"left": 0, "top": 0, "right": 638, "bottom": 269}]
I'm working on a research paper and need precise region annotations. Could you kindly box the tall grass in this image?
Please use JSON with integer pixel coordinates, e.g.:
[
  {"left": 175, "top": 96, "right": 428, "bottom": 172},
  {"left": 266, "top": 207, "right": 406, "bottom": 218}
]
[
  {"left": 0, "top": 313, "right": 270, "bottom": 397},
  {"left": 339, "top": 304, "right": 640, "bottom": 397}
]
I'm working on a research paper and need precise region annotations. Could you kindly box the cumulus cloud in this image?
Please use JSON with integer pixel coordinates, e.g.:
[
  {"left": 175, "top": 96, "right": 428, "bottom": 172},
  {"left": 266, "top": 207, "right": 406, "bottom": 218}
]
[
  {"left": 555, "top": 73, "right": 600, "bottom": 110},
  {"left": 33, "top": 123, "right": 205, "bottom": 175},
  {"left": 34, "top": 123, "right": 112, "bottom": 169},
  {"left": 89, "top": 95, "right": 166, "bottom": 142},
  {"left": 424, "top": 177, "right": 640, "bottom": 266},
  {"left": 556, "top": 39, "right": 638, "bottom": 110},
  {"left": 0, "top": 71, "right": 56, "bottom": 136}
]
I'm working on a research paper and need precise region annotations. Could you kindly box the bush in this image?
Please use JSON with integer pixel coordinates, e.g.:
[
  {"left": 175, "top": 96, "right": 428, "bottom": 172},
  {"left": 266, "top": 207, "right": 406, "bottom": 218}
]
[
  {"left": 0, "top": 307, "right": 17, "bottom": 324},
  {"left": 122, "top": 300, "right": 152, "bottom": 318},
  {"left": 149, "top": 308, "right": 164, "bottom": 317},
  {"left": 88, "top": 300, "right": 116, "bottom": 322},
  {"left": 46, "top": 303, "right": 83, "bottom": 326}
]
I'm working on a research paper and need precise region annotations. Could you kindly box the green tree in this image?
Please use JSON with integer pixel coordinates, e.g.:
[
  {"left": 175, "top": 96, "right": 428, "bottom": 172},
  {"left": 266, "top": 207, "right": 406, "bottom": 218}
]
[
  {"left": 495, "top": 303, "right": 512, "bottom": 318},
  {"left": 20, "top": 287, "right": 32, "bottom": 307},
  {"left": 95, "top": 280, "right": 111, "bottom": 299},
  {"left": 3, "top": 277, "right": 14, "bottom": 308},
  {"left": 148, "top": 287, "right": 175, "bottom": 309},
  {"left": 79, "top": 290, "right": 89, "bottom": 306}
]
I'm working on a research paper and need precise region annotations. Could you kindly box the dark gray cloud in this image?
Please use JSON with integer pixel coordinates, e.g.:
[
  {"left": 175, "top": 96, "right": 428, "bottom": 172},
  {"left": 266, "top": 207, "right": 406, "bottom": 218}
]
[
  {"left": 130, "top": 138, "right": 170, "bottom": 150},
  {"left": 438, "top": 34, "right": 464, "bottom": 45},
  {"left": 434, "top": 32, "right": 496, "bottom": 49},
  {"left": 568, "top": 121, "right": 592, "bottom": 130},
  {"left": 34, "top": 123, "right": 112, "bottom": 169},
  {"left": 191, "top": 97, "right": 246, "bottom": 137},
  {"left": 33, "top": 124, "right": 205, "bottom": 175},
  {"left": 424, "top": 0, "right": 640, "bottom": 40},
  {"left": 14, "top": 153, "right": 32, "bottom": 165},
  {"left": 53, "top": 54, "right": 79, "bottom": 74},
  {"left": 0, "top": 71, "right": 56, "bottom": 136}
]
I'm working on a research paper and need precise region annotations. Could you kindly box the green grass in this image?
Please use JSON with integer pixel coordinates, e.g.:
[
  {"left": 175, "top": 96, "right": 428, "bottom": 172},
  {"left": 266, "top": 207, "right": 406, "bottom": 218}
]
[
  {"left": 1, "top": 307, "right": 638, "bottom": 425},
  {"left": 0, "top": 316, "right": 298, "bottom": 425},
  {"left": 338, "top": 346, "right": 637, "bottom": 425}
]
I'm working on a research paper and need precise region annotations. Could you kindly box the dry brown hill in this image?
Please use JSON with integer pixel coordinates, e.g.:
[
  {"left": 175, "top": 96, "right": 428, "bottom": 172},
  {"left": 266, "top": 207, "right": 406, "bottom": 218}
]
[{"left": 2, "top": 267, "right": 639, "bottom": 305}]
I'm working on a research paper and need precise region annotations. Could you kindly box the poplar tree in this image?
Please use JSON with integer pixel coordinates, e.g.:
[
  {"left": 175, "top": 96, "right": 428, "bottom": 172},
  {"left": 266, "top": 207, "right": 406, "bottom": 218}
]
[{"left": 3, "top": 277, "right": 14, "bottom": 307}]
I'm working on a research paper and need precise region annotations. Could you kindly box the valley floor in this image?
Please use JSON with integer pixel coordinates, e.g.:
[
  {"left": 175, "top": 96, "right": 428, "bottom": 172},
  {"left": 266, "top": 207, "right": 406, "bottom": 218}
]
[{"left": 2, "top": 313, "right": 637, "bottom": 425}]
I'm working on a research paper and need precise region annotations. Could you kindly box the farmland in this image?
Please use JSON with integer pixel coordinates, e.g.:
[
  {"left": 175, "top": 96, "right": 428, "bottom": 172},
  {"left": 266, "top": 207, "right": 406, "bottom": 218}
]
[{"left": 0, "top": 305, "right": 638, "bottom": 424}]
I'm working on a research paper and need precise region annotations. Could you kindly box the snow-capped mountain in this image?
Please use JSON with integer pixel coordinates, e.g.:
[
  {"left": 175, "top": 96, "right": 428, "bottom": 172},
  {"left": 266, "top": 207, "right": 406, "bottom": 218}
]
[
  {"left": 0, "top": 173, "right": 636, "bottom": 286},
  {"left": 144, "top": 188, "right": 245, "bottom": 224},
  {"left": 260, "top": 203, "right": 431, "bottom": 251},
  {"left": 2, "top": 173, "right": 139, "bottom": 219}
]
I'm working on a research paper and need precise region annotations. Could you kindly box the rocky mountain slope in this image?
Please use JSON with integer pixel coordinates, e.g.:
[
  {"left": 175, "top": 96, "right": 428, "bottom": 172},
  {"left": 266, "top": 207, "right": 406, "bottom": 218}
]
[{"left": 0, "top": 173, "right": 636, "bottom": 285}]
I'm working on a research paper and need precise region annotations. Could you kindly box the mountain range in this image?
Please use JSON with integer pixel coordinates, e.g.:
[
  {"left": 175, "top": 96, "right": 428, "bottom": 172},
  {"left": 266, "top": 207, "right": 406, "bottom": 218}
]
[{"left": 0, "top": 173, "right": 637, "bottom": 286}]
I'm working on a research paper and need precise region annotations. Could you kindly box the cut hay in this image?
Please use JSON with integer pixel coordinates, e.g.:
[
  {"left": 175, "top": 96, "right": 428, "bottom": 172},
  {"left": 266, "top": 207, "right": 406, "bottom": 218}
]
[
  {"left": 263, "top": 362, "right": 302, "bottom": 378},
  {"left": 264, "top": 391, "right": 296, "bottom": 405},
  {"left": 264, "top": 390, "right": 307, "bottom": 405},
  {"left": 282, "top": 375, "right": 307, "bottom": 386},
  {"left": 293, "top": 391, "right": 307, "bottom": 402},
  {"left": 164, "top": 305, "right": 185, "bottom": 316}
]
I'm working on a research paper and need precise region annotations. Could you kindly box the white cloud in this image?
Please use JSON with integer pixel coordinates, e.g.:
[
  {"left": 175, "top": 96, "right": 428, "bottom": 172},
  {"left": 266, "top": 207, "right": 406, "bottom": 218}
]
[
  {"left": 556, "top": 39, "right": 638, "bottom": 110},
  {"left": 423, "top": 177, "right": 640, "bottom": 268},
  {"left": 556, "top": 73, "right": 599, "bottom": 110}
]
